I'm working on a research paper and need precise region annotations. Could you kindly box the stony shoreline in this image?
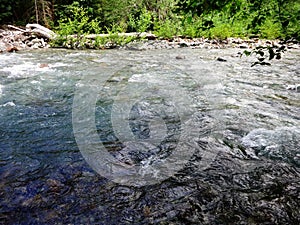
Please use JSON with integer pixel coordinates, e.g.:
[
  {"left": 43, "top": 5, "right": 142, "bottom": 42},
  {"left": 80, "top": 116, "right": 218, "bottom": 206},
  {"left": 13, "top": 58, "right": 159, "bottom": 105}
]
[
  {"left": 123, "top": 37, "right": 300, "bottom": 50},
  {"left": 0, "top": 26, "right": 299, "bottom": 53},
  {"left": 0, "top": 28, "right": 51, "bottom": 53}
]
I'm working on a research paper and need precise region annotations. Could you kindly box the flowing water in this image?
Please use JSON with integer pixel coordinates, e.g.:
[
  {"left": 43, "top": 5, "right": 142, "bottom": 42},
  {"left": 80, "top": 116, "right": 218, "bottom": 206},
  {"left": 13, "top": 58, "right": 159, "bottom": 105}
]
[{"left": 0, "top": 47, "right": 299, "bottom": 224}]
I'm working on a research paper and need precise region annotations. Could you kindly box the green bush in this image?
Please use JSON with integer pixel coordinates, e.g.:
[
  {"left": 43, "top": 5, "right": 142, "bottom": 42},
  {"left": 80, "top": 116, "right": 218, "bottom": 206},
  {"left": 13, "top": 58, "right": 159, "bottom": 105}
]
[
  {"left": 209, "top": 23, "right": 233, "bottom": 39},
  {"left": 153, "top": 18, "right": 180, "bottom": 38},
  {"left": 52, "top": 1, "right": 101, "bottom": 48},
  {"left": 2, "top": 0, "right": 300, "bottom": 41},
  {"left": 128, "top": 8, "right": 153, "bottom": 33},
  {"left": 56, "top": 2, "right": 101, "bottom": 36},
  {"left": 0, "top": 0, "right": 13, "bottom": 23},
  {"left": 180, "top": 15, "right": 203, "bottom": 38},
  {"left": 260, "top": 19, "right": 282, "bottom": 39}
]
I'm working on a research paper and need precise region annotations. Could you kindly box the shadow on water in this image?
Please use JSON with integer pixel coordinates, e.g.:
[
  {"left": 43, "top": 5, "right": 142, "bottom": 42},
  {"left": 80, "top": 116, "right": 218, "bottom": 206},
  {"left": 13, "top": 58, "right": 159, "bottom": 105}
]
[{"left": 0, "top": 48, "right": 299, "bottom": 224}]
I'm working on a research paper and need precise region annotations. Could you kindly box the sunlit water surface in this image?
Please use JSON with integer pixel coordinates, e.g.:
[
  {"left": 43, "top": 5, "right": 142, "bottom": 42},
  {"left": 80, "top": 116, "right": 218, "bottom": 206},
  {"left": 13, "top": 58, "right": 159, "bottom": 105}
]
[{"left": 0, "top": 48, "right": 299, "bottom": 224}]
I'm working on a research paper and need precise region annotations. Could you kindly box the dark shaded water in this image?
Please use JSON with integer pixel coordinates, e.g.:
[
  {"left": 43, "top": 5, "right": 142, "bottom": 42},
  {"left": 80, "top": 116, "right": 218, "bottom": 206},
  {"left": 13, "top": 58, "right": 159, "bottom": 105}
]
[{"left": 0, "top": 48, "right": 299, "bottom": 224}]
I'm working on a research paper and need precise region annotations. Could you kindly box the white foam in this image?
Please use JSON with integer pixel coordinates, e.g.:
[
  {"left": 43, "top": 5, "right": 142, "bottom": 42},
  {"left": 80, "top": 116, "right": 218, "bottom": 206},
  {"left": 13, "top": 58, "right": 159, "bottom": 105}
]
[
  {"left": 1, "top": 63, "right": 36, "bottom": 77},
  {"left": 1, "top": 101, "right": 16, "bottom": 107},
  {"left": 30, "top": 80, "right": 41, "bottom": 84},
  {"left": 50, "top": 62, "right": 69, "bottom": 68},
  {"left": 242, "top": 127, "right": 300, "bottom": 149},
  {"left": 0, "top": 62, "right": 55, "bottom": 78},
  {"left": 242, "top": 127, "right": 300, "bottom": 165},
  {"left": 128, "top": 74, "right": 144, "bottom": 82}
]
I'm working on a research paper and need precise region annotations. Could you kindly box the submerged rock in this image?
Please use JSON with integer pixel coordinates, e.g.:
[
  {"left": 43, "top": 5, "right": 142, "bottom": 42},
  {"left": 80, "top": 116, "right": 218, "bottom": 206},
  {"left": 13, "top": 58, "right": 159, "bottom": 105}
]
[
  {"left": 175, "top": 55, "right": 186, "bottom": 60},
  {"left": 216, "top": 57, "right": 227, "bottom": 62},
  {"left": 241, "top": 127, "right": 300, "bottom": 166},
  {"left": 286, "top": 84, "right": 300, "bottom": 92}
]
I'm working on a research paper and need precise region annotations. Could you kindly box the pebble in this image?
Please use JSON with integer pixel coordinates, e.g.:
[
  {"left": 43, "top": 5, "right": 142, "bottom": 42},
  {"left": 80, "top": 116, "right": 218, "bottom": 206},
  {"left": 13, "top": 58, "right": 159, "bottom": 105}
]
[
  {"left": 32, "top": 43, "right": 40, "bottom": 49},
  {"left": 32, "top": 38, "right": 41, "bottom": 44},
  {"left": 39, "top": 63, "right": 49, "bottom": 68},
  {"left": 175, "top": 55, "right": 185, "bottom": 60},
  {"left": 216, "top": 57, "right": 227, "bottom": 62},
  {"left": 239, "top": 43, "right": 249, "bottom": 49},
  {"left": 287, "top": 44, "right": 299, "bottom": 49},
  {"left": 286, "top": 84, "right": 300, "bottom": 92},
  {"left": 6, "top": 45, "right": 19, "bottom": 52}
]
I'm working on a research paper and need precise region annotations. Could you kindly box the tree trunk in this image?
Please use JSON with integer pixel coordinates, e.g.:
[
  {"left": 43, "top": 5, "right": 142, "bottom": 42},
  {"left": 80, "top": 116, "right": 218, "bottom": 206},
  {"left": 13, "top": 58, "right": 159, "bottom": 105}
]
[{"left": 35, "top": 0, "right": 39, "bottom": 24}]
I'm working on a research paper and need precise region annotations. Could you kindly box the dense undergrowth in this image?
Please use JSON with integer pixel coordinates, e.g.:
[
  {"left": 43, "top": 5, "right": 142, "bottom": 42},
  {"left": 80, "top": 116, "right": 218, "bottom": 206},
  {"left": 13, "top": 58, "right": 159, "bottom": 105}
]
[{"left": 1, "top": 0, "right": 299, "bottom": 48}]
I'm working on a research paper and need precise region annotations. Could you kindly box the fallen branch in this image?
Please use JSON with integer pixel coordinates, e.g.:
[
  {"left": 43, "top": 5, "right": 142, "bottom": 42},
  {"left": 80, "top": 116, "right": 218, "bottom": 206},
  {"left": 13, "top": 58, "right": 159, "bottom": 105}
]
[{"left": 7, "top": 25, "right": 26, "bottom": 32}]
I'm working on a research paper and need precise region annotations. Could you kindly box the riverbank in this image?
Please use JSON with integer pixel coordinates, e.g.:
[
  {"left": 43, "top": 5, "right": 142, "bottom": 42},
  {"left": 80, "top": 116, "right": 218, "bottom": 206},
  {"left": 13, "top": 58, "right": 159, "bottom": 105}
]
[
  {"left": 0, "top": 25, "right": 299, "bottom": 53},
  {"left": 122, "top": 37, "right": 300, "bottom": 51},
  {"left": 0, "top": 25, "right": 55, "bottom": 53}
]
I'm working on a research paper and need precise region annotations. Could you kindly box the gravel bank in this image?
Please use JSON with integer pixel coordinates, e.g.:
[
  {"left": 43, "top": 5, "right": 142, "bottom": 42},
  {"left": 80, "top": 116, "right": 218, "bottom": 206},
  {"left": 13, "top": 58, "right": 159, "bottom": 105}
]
[
  {"left": 0, "top": 26, "right": 299, "bottom": 53},
  {"left": 0, "top": 27, "right": 50, "bottom": 53}
]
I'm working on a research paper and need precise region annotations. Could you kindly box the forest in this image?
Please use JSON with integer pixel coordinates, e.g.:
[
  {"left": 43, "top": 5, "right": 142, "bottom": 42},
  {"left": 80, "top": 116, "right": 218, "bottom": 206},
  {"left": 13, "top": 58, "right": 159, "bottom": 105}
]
[{"left": 0, "top": 0, "right": 299, "bottom": 40}]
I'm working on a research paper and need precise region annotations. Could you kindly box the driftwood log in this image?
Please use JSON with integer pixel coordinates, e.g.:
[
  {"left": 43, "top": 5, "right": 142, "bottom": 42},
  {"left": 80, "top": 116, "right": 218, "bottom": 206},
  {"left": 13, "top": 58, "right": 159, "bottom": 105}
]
[
  {"left": 25, "top": 24, "right": 57, "bottom": 39},
  {"left": 7, "top": 24, "right": 57, "bottom": 40},
  {"left": 7, "top": 25, "right": 26, "bottom": 33},
  {"left": 8, "top": 24, "right": 157, "bottom": 41}
]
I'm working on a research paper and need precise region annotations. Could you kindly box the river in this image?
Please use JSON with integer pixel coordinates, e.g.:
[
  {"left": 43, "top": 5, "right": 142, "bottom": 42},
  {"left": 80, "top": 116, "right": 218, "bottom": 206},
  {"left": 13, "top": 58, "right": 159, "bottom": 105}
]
[{"left": 0, "top": 47, "right": 299, "bottom": 224}]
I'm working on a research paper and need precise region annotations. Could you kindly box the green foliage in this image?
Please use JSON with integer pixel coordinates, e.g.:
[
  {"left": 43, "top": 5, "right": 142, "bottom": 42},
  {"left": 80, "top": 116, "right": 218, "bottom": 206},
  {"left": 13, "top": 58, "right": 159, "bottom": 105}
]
[
  {"left": 1, "top": 0, "right": 299, "bottom": 41},
  {"left": 278, "top": 0, "right": 300, "bottom": 39},
  {"left": 260, "top": 19, "right": 282, "bottom": 39},
  {"left": 209, "top": 23, "right": 233, "bottom": 39},
  {"left": 243, "top": 45, "right": 286, "bottom": 67},
  {"left": 153, "top": 18, "right": 180, "bottom": 39},
  {"left": 245, "top": 0, "right": 300, "bottom": 39},
  {"left": 98, "top": 0, "right": 132, "bottom": 31},
  {"left": 104, "top": 24, "right": 135, "bottom": 47},
  {"left": 0, "top": 0, "right": 54, "bottom": 26},
  {"left": 94, "top": 36, "right": 109, "bottom": 49},
  {"left": 178, "top": 0, "right": 233, "bottom": 16},
  {"left": 52, "top": 1, "right": 101, "bottom": 48},
  {"left": 128, "top": 8, "right": 153, "bottom": 33},
  {"left": 56, "top": 2, "right": 100, "bottom": 35},
  {"left": 180, "top": 15, "right": 202, "bottom": 38},
  {"left": 0, "top": 0, "right": 13, "bottom": 23},
  {"left": 92, "top": 34, "right": 135, "bottom": 49}
]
